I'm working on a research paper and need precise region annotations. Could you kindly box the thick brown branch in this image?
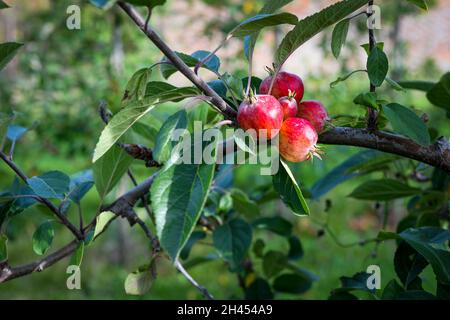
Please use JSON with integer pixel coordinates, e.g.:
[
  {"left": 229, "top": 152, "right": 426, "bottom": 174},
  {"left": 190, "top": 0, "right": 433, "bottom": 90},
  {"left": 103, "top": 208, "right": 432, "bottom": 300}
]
[
  {"left": 319, "top": 127, "right": 450, "bottom": 173},
  {"left": 0, "top": 240, "right": 78, "bottom": 283},
  {"left": 117, "top": 1, "right": 237, "bottom": 120},
  {"left": 0, "top": 151, "right": 83, "bottom": 240}
]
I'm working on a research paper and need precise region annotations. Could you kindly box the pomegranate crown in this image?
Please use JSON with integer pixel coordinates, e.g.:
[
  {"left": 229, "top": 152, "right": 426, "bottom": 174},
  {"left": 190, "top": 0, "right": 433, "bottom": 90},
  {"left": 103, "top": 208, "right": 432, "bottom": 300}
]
[
  {"left": 244, "top": 87, "right": 258, "bottom": 104},
  {"left": 287, "top": 89, "right": 297, "bottom": 100}
]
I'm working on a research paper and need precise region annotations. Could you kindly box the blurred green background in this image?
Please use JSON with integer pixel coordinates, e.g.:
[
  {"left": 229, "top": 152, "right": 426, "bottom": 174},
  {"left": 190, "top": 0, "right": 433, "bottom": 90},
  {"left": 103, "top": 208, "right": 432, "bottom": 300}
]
[{"left": 0, "top": 0, "right": 448, "bottom": 299}]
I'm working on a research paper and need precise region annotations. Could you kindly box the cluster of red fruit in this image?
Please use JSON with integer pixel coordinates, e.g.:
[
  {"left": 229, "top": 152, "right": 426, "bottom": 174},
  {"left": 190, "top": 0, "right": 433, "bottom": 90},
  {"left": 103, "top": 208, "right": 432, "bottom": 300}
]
[{"left": 237, "top": 71, "right": 328, "bottom": 163}]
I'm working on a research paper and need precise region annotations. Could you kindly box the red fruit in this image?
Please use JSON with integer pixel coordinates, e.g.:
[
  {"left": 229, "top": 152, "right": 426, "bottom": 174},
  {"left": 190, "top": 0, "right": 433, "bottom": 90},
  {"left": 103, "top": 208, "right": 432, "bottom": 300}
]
[
  {"left": 237, "top": 94, "right": 283, "bottom": 140},
  {"left": 279, "top": 117, "right": 319, "bottom": 163},
  {"left": 278, "top": 94, "right": 298, "bottom": 120},
  {"left": 259, "top": 71, "right": 305, "bottom": 104},
  {"left": 297, "top": 100, "right": 328, "bottom": 133}
]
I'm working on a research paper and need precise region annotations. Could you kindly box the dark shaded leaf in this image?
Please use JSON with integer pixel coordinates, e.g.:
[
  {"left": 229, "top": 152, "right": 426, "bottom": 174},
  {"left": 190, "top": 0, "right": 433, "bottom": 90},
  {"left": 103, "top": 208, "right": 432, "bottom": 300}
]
[
  {"left": 331, "top": 18, "right": 350, "bottom": 58},
  {"left": 273, "top": 160, "right": 309, "bottom": 216},
  {"left": 349, "top": 179, "right": 421, "bottom": 201},
  {"left": 0, "top": 42, "right": 23, "bottom": 71},
  {"left": 383, "top": 103, "right": 430, "bottom": 146},
  {"left": 153, "top": 110, "right": 188, "bottom": 163},
  {"left": 213, "top": 218, "right": 252, "bottom": 270},
  {"left": 273, "top": 273, "right": 313, "bottom": 294},
  {"left": 32, "top": 220, "right": 54, "bottom": 255},
  {"left": 27, "top": 171, "right": 70, "bottom": 199},
  {"left": 245, "top": 278, "right": 274, "bottom": 300},
  {"left": 275, "top": 0, "right": 369, "bottom": 66},
  {"left": 180, "top": 231, "right": 206, "bottom": 260},
  {"left": 253, "top": 216, "right": 292, "bottom": 236},
  {"left": 367, "top": 47, "right": 389, "bottom": 87}
]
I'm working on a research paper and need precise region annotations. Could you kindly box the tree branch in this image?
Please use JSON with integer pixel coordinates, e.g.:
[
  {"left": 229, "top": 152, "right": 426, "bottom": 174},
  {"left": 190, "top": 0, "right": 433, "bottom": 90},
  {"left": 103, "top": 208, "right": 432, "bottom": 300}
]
[
  {"left": 319, "top": 127, "right": 450, "bottom": 173},
  {"left": 0, "top": 151, "right": 83, "bottom": 240},
  {"left": 117, "top": 1, "right": 237, "bottom": 121},
  {"left": 116, "top": 2, "right": 450, "bottom": 173},
  {"left": 0, "top": 240, "right": 79, "bottom": 283}
]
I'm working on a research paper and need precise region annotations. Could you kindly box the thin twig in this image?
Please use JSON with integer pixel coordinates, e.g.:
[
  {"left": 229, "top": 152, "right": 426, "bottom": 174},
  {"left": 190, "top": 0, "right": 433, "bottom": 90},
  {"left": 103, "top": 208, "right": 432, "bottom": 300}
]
[
  {"left": 117, "top": 1, "right": 237, "bottom": 120},
  {"left": 0, "top": 151, "right": 83, "bottom": 240},
  {"left": 175, "top": 259, "right": 214, "bottom": 300},
  {"left": 127, "top": 169, "right": 155, "bottom": 223}
]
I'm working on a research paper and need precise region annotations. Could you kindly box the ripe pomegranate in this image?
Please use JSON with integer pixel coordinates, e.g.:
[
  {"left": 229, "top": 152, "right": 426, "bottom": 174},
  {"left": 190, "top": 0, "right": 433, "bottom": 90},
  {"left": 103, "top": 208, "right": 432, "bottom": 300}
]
[
  {"left": 278, "top": 91, "right": 298, "bottom": 120},
  {"left": 279, "top": 117, "right": 320, "bottom": 163},
  {"left": 297, "top": 100, "right": 329, "bottom": 133},
  {"left": 259, "top": 71, "right": 304, "bottom": 104},
  {"left": 237, "top": 94, "right": 283, "bottom": 140}
]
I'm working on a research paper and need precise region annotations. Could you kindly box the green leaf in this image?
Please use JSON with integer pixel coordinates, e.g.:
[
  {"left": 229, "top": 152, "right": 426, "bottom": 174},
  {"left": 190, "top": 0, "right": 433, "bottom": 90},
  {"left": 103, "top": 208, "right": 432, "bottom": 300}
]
[
  {"left": 398, "top": 227, "right": 450, "bottom": 285},
  {"left": 398, "top": 80, "right": 434, "bottom": 92},
  {"left": 273, "top": 160, "right": 309, "bottom": 216},
  {"left": 0, "top": 42, "right": 23, "bottom": 71},
  {"left": 93, "top": 145, "right": 133, "bottom": 199},
  {"left": 263, "top": 250, "right": 288, "bottom": 278},
  {"left": 437, "top": 282, "right": 450, "bottom": 299},
  {"left": 381, "top": 279, "right": 404, "bottom": 299},
  {"left": 160, "top": 51, "right": 220, "bottom": 79},
  {"left": 353, "top": 92, "right": 379, "bottom": 109},
  {"left": 180, "top": 231, "right": 206, "bottom": 260},
  {"left": 7, "top": 125, "right": 28, "bottom": 142},
  {"left": 89, "top": 0, "right": 116, "bottom": 9},
  {"left": 406, "top": 0, "right": 428, "bottom": 10},
  {"left": 273, "top": 273, "right": 313, "bottom": 294},
  {"left": 92, "top": 87, "right": 199, "bottom": 162},
  {"left": 426, "top": 72, "right": 450, "bottom": 113},
  {"left": 153, "top": 110, "right": 188, "bottom": 163},
  {"left": 222, "top": 73, "right": 244, "bottom": 100},
  {"left": 233, "top": 131, "right": 256, "bottom": 156},
  {"left": 253, "top": 216, "right": 292, "bottom": 236},
  {"left": 385, "top": 77, "right": 405, "bottom": 91},
  {"left": 32, "top": 220, "right": 54, "bottom": 255},
  {"left": 310, "top": 150, "right": 396, "bottom": 199},
  {"left": 27, "top": 171, "right": 70, "bottom": 199},
  {"left": 288, "top": 235, "right": 304, "bottom": 260},
  {"left": 331, "top": 18, "right": 350, "bottom": 58},
  {"left": 275, "top": 0, "right": 369, "bottom": 66},
  {"left": 337, "top": 272, "right": 374, "bottom": 293},
  {"left": 383, "top": 103, "right": 430, "bottom": 146},
  {"left": 0, "top": 234, "right": 7, "bottom": 262},
  {"left": 394, "top": 242, "right": 428, "bottom": 288},
  {"left": 124, "top": 0, "right": 166, "bottom": 8},
  {"left": 349, "top": 179, "right": 421, "bottom": 201},
  {"left": 218, "top": 193, "right": 233, "bottom": 212},
  {"left": 360, "top": 41, "right": 384, "bottom": 55},
  {"left": 68, "top": 170, "right": 94, "bottom": 204},
  {"left": 93, "top": 211, "right": 115, "bottom": 240},
  {"left": 245, "top": 278, "right": 274, "bottom": 300},
  {"left": 151, "top": 134, "right": 218, "bottom": 260},
  {"left": 0, "top": 1, "right": 9, "bottom": 9},
  {"left": 230, "top": 188, "right": 260, "bottom": 217},
  {"left": 70, "top": 242, "right": 85, "bottom": 267},
  {"left": 367, "top": 47, "right": 389, "bottom": 87},
  {"left": 124, "top": 264, "right": 154, "bottom": 295},
  {"left": 122, "top": 68, "right": 152, "bottom": 105},
  {"left": 252, "top": 239, "right": 265, "bottom": 258},
  {"left": 231, "top": 13, "right": 297, "bottom": 38},
  {"left": 213, "top": 218, "right": 252, "bottom": 270},
  {"left": 244, "top": 0, "right": 294, "bottom": 60}
]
